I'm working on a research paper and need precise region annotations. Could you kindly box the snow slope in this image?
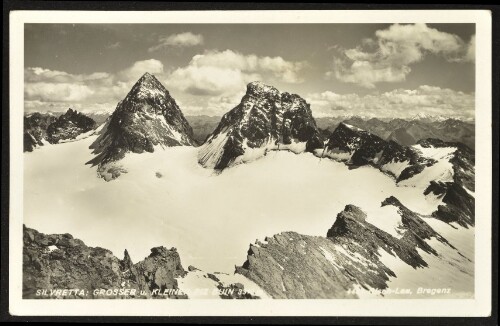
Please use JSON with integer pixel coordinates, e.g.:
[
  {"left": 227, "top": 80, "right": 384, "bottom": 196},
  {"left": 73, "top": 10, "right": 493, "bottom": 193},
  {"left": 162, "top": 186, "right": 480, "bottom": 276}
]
[{"left": 24, "top": 136, "right": 468, "bottom": 277}]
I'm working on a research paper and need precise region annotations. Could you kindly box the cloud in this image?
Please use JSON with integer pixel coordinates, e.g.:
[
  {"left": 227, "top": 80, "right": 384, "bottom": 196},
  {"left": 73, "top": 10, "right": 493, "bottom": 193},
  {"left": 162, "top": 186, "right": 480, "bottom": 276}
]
[
  {"left": 24, "top": 59, "right": 166, "bottom": 112},
  {"left": 464, "top": 35, "right": 475, "bottom": 63},
  {"left": 176, "top": 91, "right": 246, "bottom": 116},
  {"left": 25, "top": 67, "right": 111, "bottom": 84},
  {"left": 106, "top": 41, "right": 121, "bottom": 49},
  {"left": 148, "top": 32, "right": 204, "bottom": 52},
  {"left": 329, "top": 24, "right": 475, "bottom": 88},
  {"left": 306, "top": 85, "right": 474, "bottom": 120},
  {"left": 25, "top": 83, "right": 95, "bottom": 102},
  {"left": 117, "top": 59, "right": 164, "bottom": 82},
  {"left": 166, "top": 49, "right": 306, "bottom": 96}
]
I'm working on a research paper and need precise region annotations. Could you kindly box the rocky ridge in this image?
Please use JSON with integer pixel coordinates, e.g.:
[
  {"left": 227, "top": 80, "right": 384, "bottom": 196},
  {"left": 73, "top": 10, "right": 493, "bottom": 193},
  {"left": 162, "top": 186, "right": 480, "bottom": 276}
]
[
  {"left": 23, "top": 226, "right": 261, "bottom": 299},
  {"left": 23, "top": 225, "right": 186, "bottom": 299},
  {"left": 235, "top": 198, "right": 467, "bottom": 299},
  {"left": 320, "top": 122, "right": 435, "bottom": 181},
  {"left": 45, "top": 108, "right": 97, "bottom": 144},
  {"left": 24, "top": 112, "right": 58, "bottom": 152},
  {"left": 319, "top": 124, "right": 475, "bottom": 227}
]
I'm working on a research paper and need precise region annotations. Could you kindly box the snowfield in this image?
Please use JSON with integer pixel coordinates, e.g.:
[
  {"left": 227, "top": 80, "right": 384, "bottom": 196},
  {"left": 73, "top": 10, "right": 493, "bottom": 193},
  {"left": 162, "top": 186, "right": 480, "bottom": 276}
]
[{"left": 24, "top": 135, "right": 473, "bottom": 297}]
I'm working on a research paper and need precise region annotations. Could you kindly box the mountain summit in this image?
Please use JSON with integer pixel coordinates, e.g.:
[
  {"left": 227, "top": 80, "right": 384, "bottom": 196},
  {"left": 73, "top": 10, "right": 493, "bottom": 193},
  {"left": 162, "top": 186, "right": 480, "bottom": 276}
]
[
  {"left": 87, "top": 72, "right": 195, "bottom": 180},
  {"left": 198, "top": 81, "right": 323, "bottom": 170}
]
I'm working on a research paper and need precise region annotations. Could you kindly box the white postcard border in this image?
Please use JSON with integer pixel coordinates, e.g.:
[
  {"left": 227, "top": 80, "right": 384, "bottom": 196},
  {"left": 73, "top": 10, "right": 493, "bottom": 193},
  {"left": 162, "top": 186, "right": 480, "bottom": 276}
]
[{"left": 9, "top": 9, "right": 492, "bottom": 317}]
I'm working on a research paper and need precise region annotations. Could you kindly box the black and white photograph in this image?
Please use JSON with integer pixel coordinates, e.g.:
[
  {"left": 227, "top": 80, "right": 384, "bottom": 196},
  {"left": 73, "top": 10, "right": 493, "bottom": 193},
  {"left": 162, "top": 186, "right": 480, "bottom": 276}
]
[{"left": 6, "top": 8, "right": 494, "bottom": 318}]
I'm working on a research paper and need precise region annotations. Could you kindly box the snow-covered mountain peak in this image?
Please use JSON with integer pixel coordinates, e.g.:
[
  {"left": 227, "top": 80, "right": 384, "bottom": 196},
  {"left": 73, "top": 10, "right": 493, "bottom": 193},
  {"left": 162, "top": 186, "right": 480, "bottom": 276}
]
[
  {"left": 340, "top": 122, "right": 365, "bottom": 132},
  {"left": 198, "top": 83, "right": 323, "bottom": 170},
  {"left": 125, "top": 72, "right": 170, "bottom": 101},
  {"left": 246, "top": 81, "right": 280, "bottom": 99},
  {"left": 411, "top": 112, "right": 449, "bottom": 122},
  {"left": 87, "top": 73, "right": 195, "bottom": 180}
]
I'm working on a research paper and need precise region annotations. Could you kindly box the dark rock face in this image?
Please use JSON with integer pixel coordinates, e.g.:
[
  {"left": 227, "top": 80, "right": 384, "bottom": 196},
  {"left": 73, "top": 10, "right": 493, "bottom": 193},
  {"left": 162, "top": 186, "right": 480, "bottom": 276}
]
[
  {"left": 323, "top": 123, "right": 434, "bottom": 182},
  {"left": 23, "top": 225, "right": 187, "bottom": 299},
  {"left": 322, "top": 125, "right": 475, "bottom": 227},
  {"left": 87, "top": 73, "right": 195, "bottom": 179},
  {"left": 133, "top": 247, "right": 186, "bottom": 295},
  {"left": 236, "top": 200, "right": 454, "bottom": 299},
  {"left": 198, "top": 82, "right": 322, "bottom": 170},
  {"left": 418, "top": 138, "right": 475, "bottom": 191},
  {"left": 419, "top": 138, "right": 475, "bottom": 227},
  {"left": 427, "top": 182, "right": 475, "bottom": 227},
  {"left": 324, "top": 122, "right": 387, "bottom": 166},
  {"left": 23, "top": 113, "right": 58, "bottom": 152},
  {"left": 45, "top": 108, "right": 97, "bottom": 144},
  {"left": 235, "top": 231, "right": 360, "bottom": 299}
]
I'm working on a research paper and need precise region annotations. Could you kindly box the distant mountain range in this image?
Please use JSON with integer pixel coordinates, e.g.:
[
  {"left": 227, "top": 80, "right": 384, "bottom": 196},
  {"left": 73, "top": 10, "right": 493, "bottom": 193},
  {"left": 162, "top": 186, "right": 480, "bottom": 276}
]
[{"left": 315, "top": 115, "right": 475, "bottom": 149}]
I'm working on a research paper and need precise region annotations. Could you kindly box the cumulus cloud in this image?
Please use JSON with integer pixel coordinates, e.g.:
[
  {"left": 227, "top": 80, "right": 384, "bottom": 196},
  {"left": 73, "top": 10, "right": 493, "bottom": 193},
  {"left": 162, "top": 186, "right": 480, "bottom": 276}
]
[
  {"left": 25, "top": 82, "right": 95, "bottom": 102},
  {"left": 464, "top": 35, "right": 475, "bottom": 63},
  {"left": 166, "top": 49, "right": 306, "bottom": 97},
  {"left": 306, "top": 86, "right": 474, "bottom": 120},
  {"left": 176, "top": 91, "right": 246, "bottom": 116},
  {"left": 117, "top": 59, "right": 164, "bottom": 82},
  {"left": 329, "top": 24, "right": 475, "bottom": 88},
  {"left": 148, "top": 32, "right": 204, "bottom": 52}
]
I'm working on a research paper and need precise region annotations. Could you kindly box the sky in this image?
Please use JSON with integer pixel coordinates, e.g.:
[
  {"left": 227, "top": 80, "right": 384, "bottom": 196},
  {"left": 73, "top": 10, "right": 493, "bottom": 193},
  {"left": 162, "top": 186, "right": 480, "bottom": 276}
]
[{"left": 24, "top": 23, "right": 475, "bottom": 119}]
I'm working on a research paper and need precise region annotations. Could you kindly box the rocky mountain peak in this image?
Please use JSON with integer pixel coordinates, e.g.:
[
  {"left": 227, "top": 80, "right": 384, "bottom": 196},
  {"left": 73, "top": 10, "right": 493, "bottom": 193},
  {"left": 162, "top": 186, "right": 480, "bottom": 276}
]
[
  {"left": 87, "top": 73, "right": 195, "bottom": 180},
  {"left": 45, "top": 108, "right": 97, "bottom": 144},
  {"left": 198, "top": 82, "right": 323, "bottom": 170},
  {"left": 246, "top": 81, "right": 280, "bottom": 99},
  {"left": 126, "top": 72, "right": 169, "bottom": 101}
]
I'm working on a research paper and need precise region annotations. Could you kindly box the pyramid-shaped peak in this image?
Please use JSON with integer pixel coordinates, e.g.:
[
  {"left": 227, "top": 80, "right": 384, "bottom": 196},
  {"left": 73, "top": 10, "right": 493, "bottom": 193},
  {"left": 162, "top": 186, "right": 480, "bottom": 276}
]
[
  {"left": 138, "top": 71, "right": 157, "bottom": 81},
  {"left": 127, "top": 72, "right": 169, "bottom": 100},
  {"left": 135, "top": 72, "right": 162, "bottom": 85}
]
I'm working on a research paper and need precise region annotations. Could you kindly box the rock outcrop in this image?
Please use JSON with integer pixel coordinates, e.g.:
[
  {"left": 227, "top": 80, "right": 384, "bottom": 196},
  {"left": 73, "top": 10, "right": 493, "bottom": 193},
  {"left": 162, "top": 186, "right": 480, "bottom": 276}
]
[
  {"left": 198, "top": 81, "right": 323, "bottom": 170},
  {"left": 420, "top": 138, "right": 475, "bottom": 227},
  {"left": 45, "top": 108, "right": 97, "bottom": 144},
  {"left": 320, "top": 122, "right": 435, "bottom": 182},
  {"left": 236, "top": 199, "right": 458, "bottom": 299},
  {"left": 23, "top": 112, "right": 58, "bottom": 152},
  {"left": 23, "top": 225, "right": 187, "bottom": 299},
  {"left": 319, "top": 124, "right": 475, "bottom": 227}
]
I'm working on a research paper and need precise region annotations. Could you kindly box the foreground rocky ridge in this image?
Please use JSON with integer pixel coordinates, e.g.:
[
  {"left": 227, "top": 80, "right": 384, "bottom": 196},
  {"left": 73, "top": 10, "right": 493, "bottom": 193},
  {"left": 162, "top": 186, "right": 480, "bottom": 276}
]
[
  {"left": 236, "top": 198, "right": 469, "bottom": 299},
  {"left": 23, "top": 225, "right": 187, "bottom": 299},
  {"left": 23, "top": 226, "right": 263, "bottom": 299},
  {"left": 198, "top": 81, "right": 323, "bottom": 170}
]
